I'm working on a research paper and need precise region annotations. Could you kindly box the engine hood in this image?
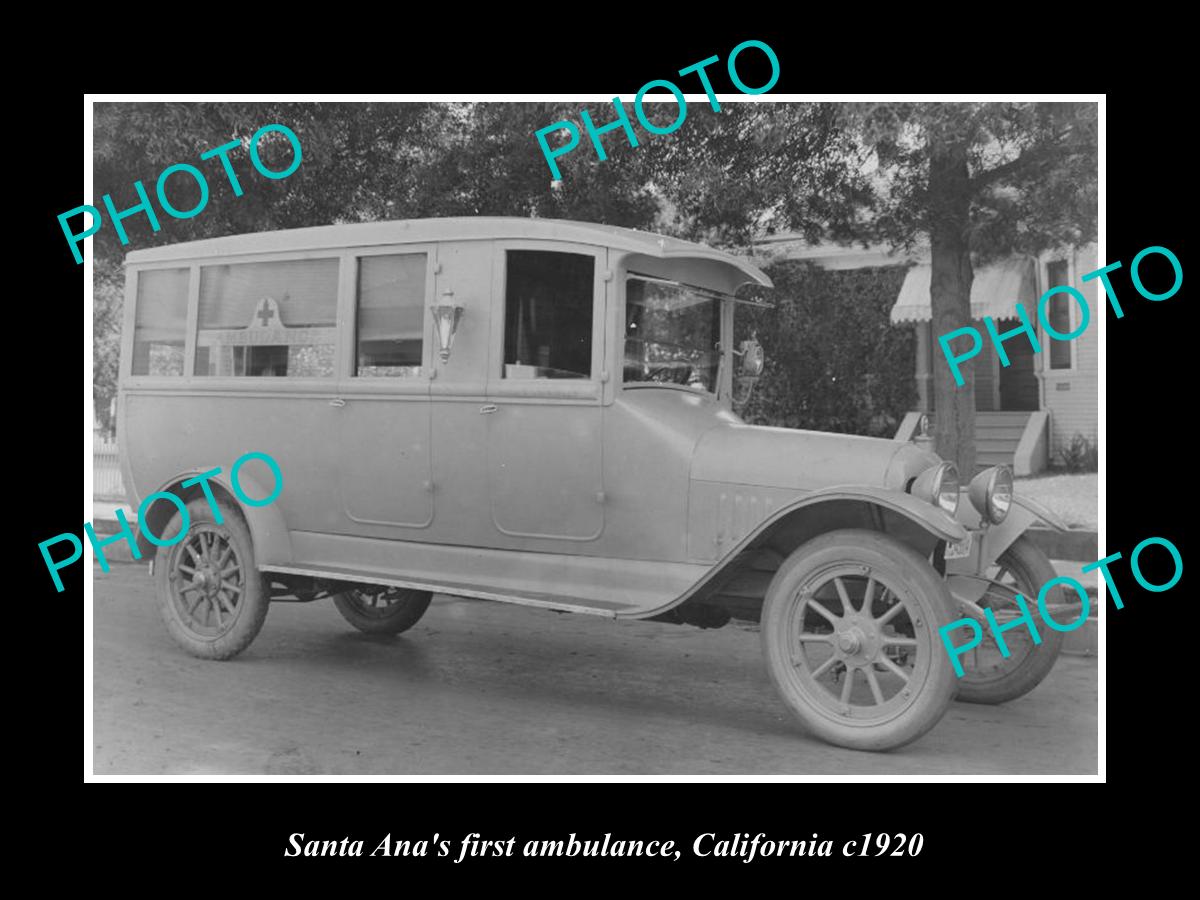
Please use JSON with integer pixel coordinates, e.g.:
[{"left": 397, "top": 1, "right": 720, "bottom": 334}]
[{"left": 690, "top": 423, "right": 941, "bottom": 492}]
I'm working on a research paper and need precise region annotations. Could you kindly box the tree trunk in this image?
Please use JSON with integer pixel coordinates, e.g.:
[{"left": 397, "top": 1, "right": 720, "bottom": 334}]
[{"left": 928, "top": 140, "right": 976, "bottom": 477}]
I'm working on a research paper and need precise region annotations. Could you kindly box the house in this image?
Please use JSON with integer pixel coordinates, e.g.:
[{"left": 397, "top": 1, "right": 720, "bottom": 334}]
[{"left": 749, "top": 237, "right": 1099, "bottom": 475}]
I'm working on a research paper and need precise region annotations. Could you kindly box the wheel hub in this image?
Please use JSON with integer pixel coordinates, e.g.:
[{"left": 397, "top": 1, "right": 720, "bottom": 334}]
[
  {"left": 191, "top": 567, "right": 222, "bottom": 597},
  {"left": 835, "top": 617, "right": 881, "bottom": 665}
]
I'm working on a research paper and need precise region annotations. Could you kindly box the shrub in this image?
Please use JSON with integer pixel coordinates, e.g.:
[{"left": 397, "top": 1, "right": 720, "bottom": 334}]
[
  {"left": 1056, "top": 433, "right": 1098, "bottom": 473},
  {"left": 734, "top": 260, "right": 915, "bottom": 437}
]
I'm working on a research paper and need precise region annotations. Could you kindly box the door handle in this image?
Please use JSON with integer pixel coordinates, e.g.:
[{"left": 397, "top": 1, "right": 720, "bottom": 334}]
[
  {"left": 479, "top": 404, "right": 498, "bottom": 414},
  {"left": 329, "top": 398, "right": 346, "bottom": 407}
]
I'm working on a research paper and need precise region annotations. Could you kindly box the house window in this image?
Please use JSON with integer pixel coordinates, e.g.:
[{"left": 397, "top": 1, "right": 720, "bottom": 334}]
[
  {"left": 195, "top": 258, "right": 339, "bottom": 377},
  {"left": 131, "top": 267, "right": 188, "bottom": 376},
  {"left": 1046, "top": 259, "right": 1072, "bottom": 370},
  {"left": 502, "top": 250, "right": 594, "bottom": 379},
  {"left": 355, "top": 253, "right": 426, "bottom": 376}
]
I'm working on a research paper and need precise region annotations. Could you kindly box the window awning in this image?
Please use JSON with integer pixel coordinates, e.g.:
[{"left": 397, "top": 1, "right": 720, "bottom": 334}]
[{"left": 889, "top": 258, "right": 1037, "bottom": 324}]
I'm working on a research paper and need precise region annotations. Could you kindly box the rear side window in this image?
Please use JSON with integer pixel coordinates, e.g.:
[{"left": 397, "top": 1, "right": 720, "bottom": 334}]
[
  {"left": 195, "top": 258, "right": 339, "bottom": 377},
  {"left": 131, "top": 267, "right": 188, "bottom": 376},
  {"left": 502, "top": 250, "right": 594, "bottom": 380},
  {"left": 356, "top": 253, "right": 426, "bottom": 376}
]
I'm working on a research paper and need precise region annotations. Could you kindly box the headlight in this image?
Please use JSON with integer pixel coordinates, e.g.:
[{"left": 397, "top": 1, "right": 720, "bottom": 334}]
[
  {"left": 968, "top": 465, "right": 1014, "bottom": 524},
  {"left": 910, "top": 462, "right": 959, "bottom": 515}
]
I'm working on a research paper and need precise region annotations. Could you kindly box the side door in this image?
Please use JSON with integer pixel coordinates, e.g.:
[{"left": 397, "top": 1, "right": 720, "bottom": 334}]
[
  {"left": 485, "top": 242, "right": 608, "bottom": 542},
  {"left": 334, "top": 246, "right": 435, "bottom": 531},
  {"left": 426, "top": 240, "right": 497, "bottom": 547}
]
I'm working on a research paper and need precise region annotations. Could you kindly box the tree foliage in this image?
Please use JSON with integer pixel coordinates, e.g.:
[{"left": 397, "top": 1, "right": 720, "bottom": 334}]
[
  {"left": 736, "top": 263, "right": 915, "bottom": 436},
  {"left": 838, "top": 101, "right": 1098, "bottom": 260}
]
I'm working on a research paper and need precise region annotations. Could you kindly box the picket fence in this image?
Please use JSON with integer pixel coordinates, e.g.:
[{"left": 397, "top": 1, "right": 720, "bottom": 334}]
[{"left": 93, "top": 439, "right": 126, "bottom": 500}]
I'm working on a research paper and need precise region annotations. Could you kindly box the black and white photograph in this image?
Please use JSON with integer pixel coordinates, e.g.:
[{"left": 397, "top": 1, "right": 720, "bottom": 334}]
[{"left": 78, "top": 93, "right": 1105, "bottom": 778}]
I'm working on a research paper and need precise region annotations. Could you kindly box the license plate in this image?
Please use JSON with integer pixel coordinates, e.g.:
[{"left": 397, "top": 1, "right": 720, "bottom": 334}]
[{"left": 944, "top": 533, "right": 973, "bottom": 560}]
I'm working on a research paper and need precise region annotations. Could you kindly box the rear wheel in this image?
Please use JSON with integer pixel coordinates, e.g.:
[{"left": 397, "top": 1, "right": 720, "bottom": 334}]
[
  {"left": 761, "top": 529, "right": 958, "bottom": 751},
  {"left": 155, "top": 496, "right": 270, "bottom": 660},
  {"left": 332, "top": 586, "right": 432, "bottom": 635},
  {"left": 955, "top": 535, "right": 1072, "bottom": 704}
]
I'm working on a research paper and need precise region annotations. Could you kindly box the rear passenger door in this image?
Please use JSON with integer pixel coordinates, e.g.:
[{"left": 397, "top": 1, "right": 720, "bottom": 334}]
[
  {"left": 333, "top": 247, "right": 435, "bottom": 531},
  {"left": 188, "top": 255, "right": 345, "bottom": 536}
]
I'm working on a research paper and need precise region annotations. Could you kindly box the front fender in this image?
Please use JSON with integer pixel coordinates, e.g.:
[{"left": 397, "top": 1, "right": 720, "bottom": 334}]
[
  {"left": 793, "top": 486, "right": 969, "bottom": 542},
  {"left": 949, "top": 492, "right": 1067, "bottom": 569},
  {"left": 690, "top": 483, "right": 967, "bottom": 558},
  {"left": 134, "top": 466, "right": 293, "bottom": 565},
  {"left": 944, "top": 491, "right": 1068, "bottom": 607},
  {"left": 661, "top": 483, "right": 967, "bottom": 618}
]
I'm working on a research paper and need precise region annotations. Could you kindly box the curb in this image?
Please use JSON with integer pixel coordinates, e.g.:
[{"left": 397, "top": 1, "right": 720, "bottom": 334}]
[
  {"left": 90, "top": 515, "right": 142, "bottom": 565},
  {"left": 1062, "top": 617, "right": 1098, "bottom": 657},
  {"left": 1027, "top": 527, "right": 1098, "bottom": 563}
]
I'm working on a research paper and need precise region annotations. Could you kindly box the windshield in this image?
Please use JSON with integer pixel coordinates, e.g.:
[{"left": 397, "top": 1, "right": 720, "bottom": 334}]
[{"left": 624, "top": 276, "right": 724, "bottom": 392}]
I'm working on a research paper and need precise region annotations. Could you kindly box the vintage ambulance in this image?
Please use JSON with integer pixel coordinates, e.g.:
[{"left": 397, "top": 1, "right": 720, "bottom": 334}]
[{"left": 118, "top": 217, "right": 1076, "bottom": 751}]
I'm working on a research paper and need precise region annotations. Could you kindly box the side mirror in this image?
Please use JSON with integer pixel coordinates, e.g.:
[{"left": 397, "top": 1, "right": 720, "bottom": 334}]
[{"left": 738, "top": 337, "right": 764, "bottom": 377}]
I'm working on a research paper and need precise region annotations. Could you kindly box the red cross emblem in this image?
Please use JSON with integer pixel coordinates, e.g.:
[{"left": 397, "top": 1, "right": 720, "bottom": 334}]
[{"left": 256, "top": 298, "right": 276, "bottom": 327}]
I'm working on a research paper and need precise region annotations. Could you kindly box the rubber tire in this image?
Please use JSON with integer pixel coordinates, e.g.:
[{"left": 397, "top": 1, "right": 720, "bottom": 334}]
[
  {"left": 155, "top": 496, "right": 270, "bottom": 660},
  {"left": 955, "top": 535, "right": 1067, "bottom": 705},
  {"left": 761, "top": 529, "right": 958, "bottom": 752},
  {"left": 332, "top": 587, "right": 432, "bottom": 635}
]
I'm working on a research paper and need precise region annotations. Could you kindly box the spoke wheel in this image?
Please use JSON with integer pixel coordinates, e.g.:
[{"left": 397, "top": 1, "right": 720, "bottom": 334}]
[
  {"left": 762, "top": 529, "right": 957, "bottom": 751},
  {"left": 332, "top": 586, "right": 432, "bottom": 635},
  {"left": 169, "top": 526, "right": 246, "bottom": 638},
  {"left": 155, "top": 496, "right": 269, "bottom": 660},
  {"left": 955, "top": 534, "right": 1071, "bottom": 705}
]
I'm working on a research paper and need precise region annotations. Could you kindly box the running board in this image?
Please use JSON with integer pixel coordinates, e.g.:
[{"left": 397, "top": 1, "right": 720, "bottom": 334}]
[{"left": 259, "top": 563, "right": 633, "bottom": 618}]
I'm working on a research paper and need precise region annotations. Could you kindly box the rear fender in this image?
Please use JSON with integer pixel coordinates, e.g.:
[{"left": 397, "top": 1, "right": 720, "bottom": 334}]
[{"left": 134, "top": 467, "right": 292, "bottom": 565}]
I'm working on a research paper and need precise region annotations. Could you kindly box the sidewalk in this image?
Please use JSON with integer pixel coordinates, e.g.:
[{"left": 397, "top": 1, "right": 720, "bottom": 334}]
[
  {"left": 91, "top": 500, "right": 139, "bottom": 563},
  {"left": 94, "top": 500, "right": 135, "bottom": 525}
]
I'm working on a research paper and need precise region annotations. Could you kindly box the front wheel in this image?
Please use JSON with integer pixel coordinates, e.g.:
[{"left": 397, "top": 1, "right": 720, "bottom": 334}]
[
  {"left": 954, "top": 535, "right": 1070, "bottom": 704},
  {"left": 332, "top": 586, "right": 432, "bottom": 635},
  {"left": 761, "top": 529, "right": 958, "bottom": 751}
]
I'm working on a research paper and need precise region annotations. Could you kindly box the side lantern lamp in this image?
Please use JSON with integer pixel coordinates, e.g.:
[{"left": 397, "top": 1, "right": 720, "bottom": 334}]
[{"left": 431, "top": 291, "right": 464, "bottom": 363}]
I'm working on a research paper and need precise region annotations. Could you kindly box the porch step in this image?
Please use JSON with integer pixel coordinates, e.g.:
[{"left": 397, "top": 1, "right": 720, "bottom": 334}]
[
  {"left": 976, "top": 454, "right": 1016, "bottom": 471},
  {"left": 976, "top": 437, "right": 1022, "bottom": 453},
  {"left": 975, "top": 421, "right": 1030, "bottom": 435}
]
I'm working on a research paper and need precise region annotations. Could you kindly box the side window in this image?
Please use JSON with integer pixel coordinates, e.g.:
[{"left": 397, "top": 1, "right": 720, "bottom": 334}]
[
  {"left": 195, "top": 258, "right": 338, "bottom": 377},
  {"left": 502, "top": 250, "right": 594, "bottom": 380},
  {"left": 356, "top": 253, "right": 426, "bottom": 377},
  {"left": 1046, "top": 259, "right": 1072, "bottom": 370},
  {"left": 131, "top": 267, "right": 188, "bottom": 376}
]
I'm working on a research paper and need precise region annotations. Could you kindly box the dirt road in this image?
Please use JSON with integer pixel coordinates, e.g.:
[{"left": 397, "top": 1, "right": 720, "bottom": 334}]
[{"left": 92, "top": 563, "right": 1098, "bottom": 775}]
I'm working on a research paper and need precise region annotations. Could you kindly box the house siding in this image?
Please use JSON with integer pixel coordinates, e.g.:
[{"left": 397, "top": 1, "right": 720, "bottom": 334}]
[{"left": 1040, "top": 243, "right": 1099, "bottom": 461}]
